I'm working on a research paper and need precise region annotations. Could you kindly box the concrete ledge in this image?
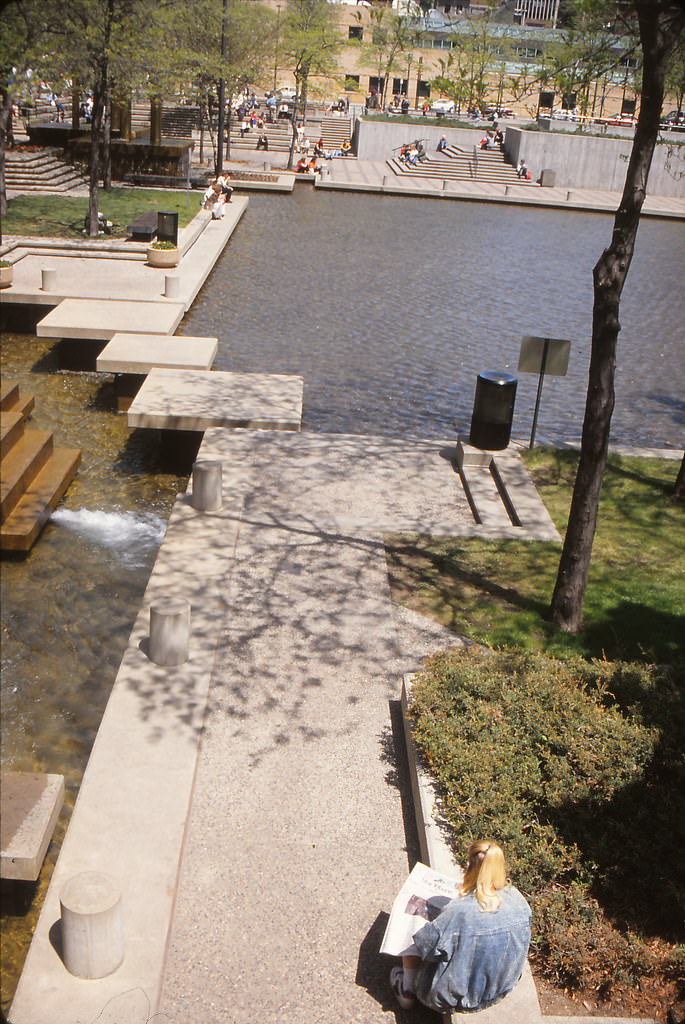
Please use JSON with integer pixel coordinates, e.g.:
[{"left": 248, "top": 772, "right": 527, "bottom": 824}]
[{"left": 1, "top": 772, "right": 65, "bottom": 881}]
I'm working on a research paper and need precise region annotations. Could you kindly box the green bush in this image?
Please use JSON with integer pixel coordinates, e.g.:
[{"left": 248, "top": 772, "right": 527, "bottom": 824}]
[{"left": 408, "top": 647, "right": 685, "bottom": 994}]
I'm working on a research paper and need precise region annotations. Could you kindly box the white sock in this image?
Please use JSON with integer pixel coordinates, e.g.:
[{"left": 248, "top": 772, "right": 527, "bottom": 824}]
[{"left": 402, "top": 967, "right": 417, "bottom": 993}]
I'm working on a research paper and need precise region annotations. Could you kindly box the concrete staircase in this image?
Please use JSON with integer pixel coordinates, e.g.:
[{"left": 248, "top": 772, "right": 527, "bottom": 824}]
[
  {"left": 4, "top": 147, "right": 89, "bottom": 193},
  {"left": 0, "top": 381, "right": 81, "bottom": 553},
  {"left": 387, "top": 144, "right": 533, "bottom": 186}
]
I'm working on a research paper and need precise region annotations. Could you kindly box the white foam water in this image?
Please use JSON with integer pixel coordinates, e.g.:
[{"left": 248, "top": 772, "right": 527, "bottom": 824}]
[{"left": 50, "top": 508, "right": 166, "bottom": 567}]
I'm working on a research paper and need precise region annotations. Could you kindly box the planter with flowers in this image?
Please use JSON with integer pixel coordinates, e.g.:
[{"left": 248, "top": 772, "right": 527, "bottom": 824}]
[
  {"left": 0, "top": 260, "right": 13, "bottom": 288},
  {"left": 147, "top": 241, "right": 179, "bottom": 268}
]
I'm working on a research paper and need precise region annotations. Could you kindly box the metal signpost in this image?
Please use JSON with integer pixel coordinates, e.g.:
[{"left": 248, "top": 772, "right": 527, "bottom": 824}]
[{"left": 518, "top": 336, "right": 571, "bottom": 448}]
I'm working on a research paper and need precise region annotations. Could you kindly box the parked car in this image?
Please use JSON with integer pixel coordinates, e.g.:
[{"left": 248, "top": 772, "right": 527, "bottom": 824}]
[
  {"left": 277, "top": 86, "right": 296, "bottom": 100},
  {"left": 661, "top": 110, "right": 685, "bottom": 130},
  {"left": 552, "top": 109, "right": 577, "bottom": 121},
  {"left": 595, "top": 113, "right": 637, "bottom": 127},
  {"left": 431, "top": 98, "right": 456, "bottom": 114}
]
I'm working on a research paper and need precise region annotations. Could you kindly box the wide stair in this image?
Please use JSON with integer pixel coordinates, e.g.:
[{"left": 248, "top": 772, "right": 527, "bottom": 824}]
[
  {"left": 4, "top": 146, "right": 89, "bottom": 193},
  {"left": 227, "top": 115, "right": 354, "bottom": 155},
  {"left": 387, "top": 144, "right": 534, "bottom": 186},
  {"left": 1, "top": 381, "right": 81, "bottom": 553}
]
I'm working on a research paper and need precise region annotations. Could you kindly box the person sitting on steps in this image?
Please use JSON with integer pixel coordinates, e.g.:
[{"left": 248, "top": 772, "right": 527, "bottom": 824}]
[{"left": 390, "top": 841, "right": 531, "bottom": 1014}]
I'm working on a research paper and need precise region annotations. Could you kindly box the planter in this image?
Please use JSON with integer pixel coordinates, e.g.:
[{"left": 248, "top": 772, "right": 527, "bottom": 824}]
[
  {"left": 146, "top": 246, "right": 179, "bottom": 268},
  {"left": 0, "top": 264, "right": 13, "bottom": 288}
]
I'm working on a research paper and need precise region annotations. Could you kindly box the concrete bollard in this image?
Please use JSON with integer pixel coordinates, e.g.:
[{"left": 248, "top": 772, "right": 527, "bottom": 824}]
[
  {"left": 149, "top": 598, "right": 190, "bottom": 666},
  {"left": 60, "top": 872, "right": 124, "bottom": 979},
  {"left": 566, "top": 190, "right": 574, "bottom": 201},
  {"left": 442, "top": 179, "right": 449, "bottom": 190},
  {"left": 263, "top": 161, "right": 271, "bottom": 171},
  {"left": 382, "top": 175, "right": 387, "bottom": 186},
  {"left": 41, "top": 268, "right": 57, "bottom": 291},
  {"left": 505, "top": 185, "right": 513, "bottom": 196},
  {"left": 164, "top": 275, "right": 181, "bottom": 299},
  {"left": 191, "top": 460, "right": 223, "bottom": 511}
]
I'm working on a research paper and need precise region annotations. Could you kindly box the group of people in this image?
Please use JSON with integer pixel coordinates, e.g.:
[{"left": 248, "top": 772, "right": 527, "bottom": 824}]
[
  {"left": 479, "top": 126, "right": 504, "bottom": 149},
  {"left": 201, "top": 175, "right": 233, "bottom": 219},
  {"left": 388, "top": 840, "right": 531, "bottom": 1013},
  {"left": 398, "top": 139, "right": 428, "bottom": 165}
]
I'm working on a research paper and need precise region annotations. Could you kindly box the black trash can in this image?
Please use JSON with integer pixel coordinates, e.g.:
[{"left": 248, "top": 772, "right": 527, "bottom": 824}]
[
  {"left": 469, "top": 371, "right": 517, "bottom": 450},
  {"left": 157, "top": 210, "right": 179, "bottom": 246}
]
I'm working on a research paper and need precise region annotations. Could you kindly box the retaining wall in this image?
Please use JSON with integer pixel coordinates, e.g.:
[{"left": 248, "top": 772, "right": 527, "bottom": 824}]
[
  {"left": 355, "top": 118, "right": 685, "bottom": 197},
  {"left": 504, "top": 126, "right": 685, "bottom": 196}
]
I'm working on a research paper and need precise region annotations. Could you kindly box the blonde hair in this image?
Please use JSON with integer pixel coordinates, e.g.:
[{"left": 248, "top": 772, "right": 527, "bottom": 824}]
[{"left": 459, "top": 840, "right": 508, "bottom": 911}]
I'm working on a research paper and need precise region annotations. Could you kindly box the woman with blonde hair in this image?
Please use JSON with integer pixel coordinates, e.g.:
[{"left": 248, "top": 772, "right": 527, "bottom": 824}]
[{"left": 390, "top": 840, "right": 531, "bottom": 1012}]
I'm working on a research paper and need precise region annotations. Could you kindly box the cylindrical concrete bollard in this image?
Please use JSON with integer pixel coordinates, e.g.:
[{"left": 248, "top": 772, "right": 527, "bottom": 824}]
[
  {"left": 191, "top": 460, "right": 223, "bottom": 511},
  {"left": 60, "top": 872, "right": 124, "bottom": 979},
  {"left": 382, "top": 175, "right": 387, "bottom": 186},
  {"left": 263, "top": 161, "right": 271, "bottom": 171},
  {"left": 442, "top": 179, "right": 449, "bottom": 190},
  {"left": 164, "top": 274, "right": 181, "bottom": 299},
  {"left": 41, "top": 268, "right": 57, "bottom": 291},
  {"left": 505, "top": 185, "right": 513, "bottom": 196},
  {"left": 149, "top": 598, "right": 190, "bottom": 666},
  {"left": 566, "top": 190, "right": 573, "bottom": 201}
]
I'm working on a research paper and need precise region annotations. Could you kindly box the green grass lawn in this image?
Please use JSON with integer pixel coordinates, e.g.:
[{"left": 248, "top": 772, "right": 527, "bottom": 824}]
[
  {"left": 4, "top": 189, "right": 201, "bottom": 240},
  {"left": 385, "top": 448, "right": 684, "bottom": 662}
]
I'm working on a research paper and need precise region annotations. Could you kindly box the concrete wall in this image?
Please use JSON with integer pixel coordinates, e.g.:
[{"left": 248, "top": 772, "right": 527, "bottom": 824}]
[
  {"left": 504, "top": 126, "right": 685, "bottom": 197},
  {"left": 356, "top": 119, "right": 489, "bottom": 162},
  {"left": 355, "top": 118, "right": 685, "bottom": 197}
]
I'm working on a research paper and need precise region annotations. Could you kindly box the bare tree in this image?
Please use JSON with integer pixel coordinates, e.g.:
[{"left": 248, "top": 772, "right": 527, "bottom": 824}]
[{"left": 550, "top": 0, "right": 685, "bottom": 632}]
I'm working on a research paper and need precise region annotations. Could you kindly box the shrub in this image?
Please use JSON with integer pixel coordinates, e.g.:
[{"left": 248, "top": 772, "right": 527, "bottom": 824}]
[
  {"left": 149, "top": 240, "right": 177, "bottom": 250},
  {"left": 408, "top": 647, "right": 685, "bottom": 993}
]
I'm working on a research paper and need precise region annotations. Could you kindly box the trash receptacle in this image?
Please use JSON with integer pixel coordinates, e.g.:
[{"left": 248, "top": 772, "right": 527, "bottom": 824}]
[
  {"left": 469, "top": 371, "right": 517, "bottom": 450},
  {"left": 157, "top": 210, "right": 179, "bottom": 246}
]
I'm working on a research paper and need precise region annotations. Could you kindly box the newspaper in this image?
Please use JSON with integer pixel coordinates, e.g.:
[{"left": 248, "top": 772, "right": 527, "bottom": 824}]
[{"left": 380, "top": 861, "right": 463, "bottom": 957}]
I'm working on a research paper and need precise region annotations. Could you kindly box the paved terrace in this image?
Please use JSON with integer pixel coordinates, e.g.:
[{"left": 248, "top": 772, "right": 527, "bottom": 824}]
[
  {"left": 5, "top": 179, "right": 673, "bottom": 1024},
  {"left": 9, "top": 427, "right": 662, "bottom": 1024}
]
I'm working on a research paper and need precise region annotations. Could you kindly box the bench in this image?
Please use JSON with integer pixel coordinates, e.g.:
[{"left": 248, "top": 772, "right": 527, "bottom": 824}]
[{"left": 126, "top": 210, "right": 158, "bottom": 242}]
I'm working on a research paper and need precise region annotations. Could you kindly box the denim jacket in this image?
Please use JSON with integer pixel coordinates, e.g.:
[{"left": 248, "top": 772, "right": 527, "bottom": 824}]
[{"left": 413, "top": 886, "right": 531, "bottom": 1012}]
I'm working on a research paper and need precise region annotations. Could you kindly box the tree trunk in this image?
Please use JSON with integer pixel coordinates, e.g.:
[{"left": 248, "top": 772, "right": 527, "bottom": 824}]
[
  {"left": 550, "top": 2, "right": 684, "bottom": 632},
  {"left": 102, "top": 90, "right": 112, "bottom": 190},
  {"left": 0, "top": 87, "right": 11, "bottom": 224},
  {"left": 88, "top": 70, "right": 106, "bottom": 237}
]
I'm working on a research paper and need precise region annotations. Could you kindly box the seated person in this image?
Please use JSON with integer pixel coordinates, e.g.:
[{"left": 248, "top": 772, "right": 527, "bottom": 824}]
[
  {"left": 314, "top": 137, "right": 326, "bottom": 157},
  {"left": 416, "top": 142, "right": 428, "bottom": 162},
  {"left": 295, "top": 157, "right": 310, "bottom": 173},
  {"left": 214, "top": 175, "right": 233, "bottom": 201},
  {"left": 202, "top": 183, "right": 225, "bottom": 218},
  {"left": 436, "top": 135, "right": 448, "bottom": 153},
  {"left": 517, "top": 158, "right": 529, "bottom": 179},
  {"left": 308, "top": 157, "right": 320, "bottom": 174},
  {"left": 494, "top": 127, "right": 504, "bottom": 147},
  {"left": 390, "top": 841, "right": 531, "bottom": 1013},
  {"left": 255, "top": 132, "right": 269, "bottom": 150},
  {"left": 406, "top": 145, "right": 419, "bottom": 165}
]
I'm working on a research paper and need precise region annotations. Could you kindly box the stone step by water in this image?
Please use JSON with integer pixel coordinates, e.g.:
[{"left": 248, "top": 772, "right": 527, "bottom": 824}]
[{"left": 0, "top": 383, "right": 81, "bottom": 552}]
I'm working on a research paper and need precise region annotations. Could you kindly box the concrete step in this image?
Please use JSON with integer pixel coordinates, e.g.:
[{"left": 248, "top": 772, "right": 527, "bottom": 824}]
[
  {"left": 1, "top": 411, "right": 26, "bottom": 459},
  {"left": 0, "top": 447, "right": 81, "bottom": 551},
  {"left": 1, "top": 380, "right": 35, "bottom": 417},
  {"left": 0, "top": 430, "right": 54, "bottom": 521}
]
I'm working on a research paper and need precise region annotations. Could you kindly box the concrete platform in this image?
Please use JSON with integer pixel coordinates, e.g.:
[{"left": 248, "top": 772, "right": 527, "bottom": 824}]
[
  {"left": 96, "top": 333, "right": 218, "bottom": 374},
  {"left": 126, "top": 367, "right": 304, "bottom": 432},
  {"left": 36, "top": 298, "right": 185, "bottom": 341},
  {"left": 1, "top": 772, "right": 65, "bottom": 881},
  {"left": 1, "top": 197, "right": 248, "bottom": 312}
]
